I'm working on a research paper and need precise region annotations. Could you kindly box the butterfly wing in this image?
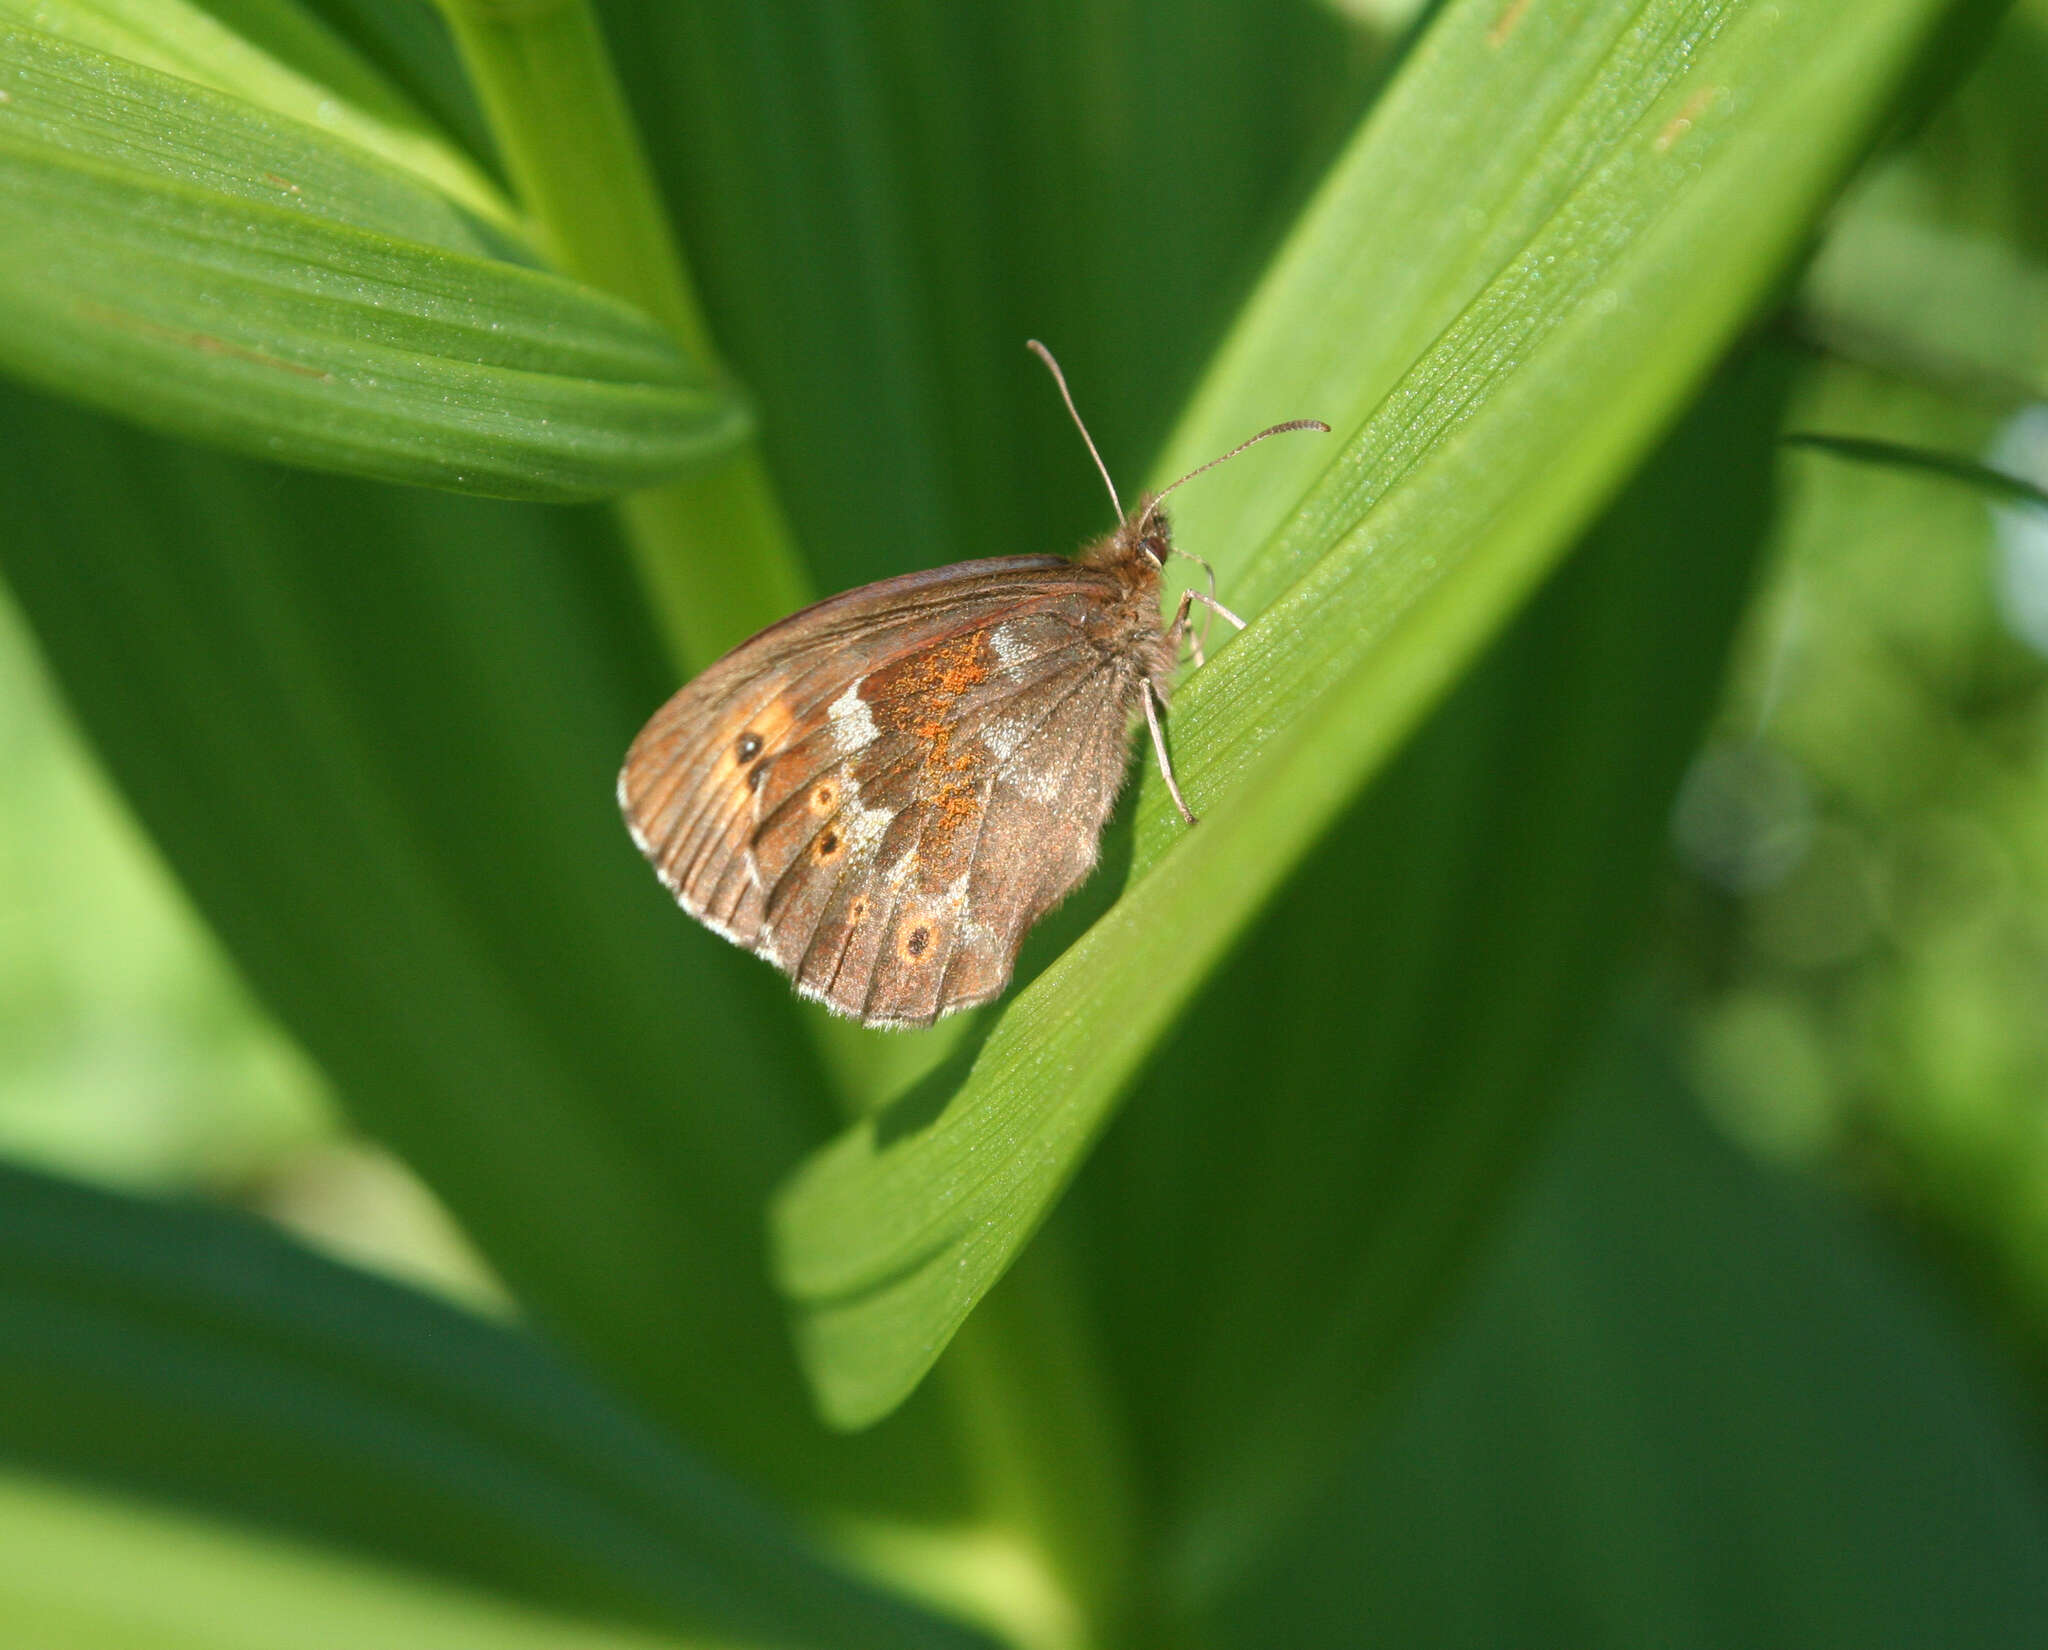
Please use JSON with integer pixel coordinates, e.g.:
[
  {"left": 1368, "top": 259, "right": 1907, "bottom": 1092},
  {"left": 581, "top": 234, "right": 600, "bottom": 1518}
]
[{"left": 619, "top": 556, "right": 1149, "bottom": 1027}]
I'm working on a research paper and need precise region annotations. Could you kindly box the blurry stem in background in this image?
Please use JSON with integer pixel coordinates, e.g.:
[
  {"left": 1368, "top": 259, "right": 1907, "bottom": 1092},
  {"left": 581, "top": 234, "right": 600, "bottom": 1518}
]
[
  {"left": 1781, "top": 432, "right": 2048, "bottom": 511},
  {"left": 434, "top": 0, "right": 812, "bottom": 670},
  {"left": 432, "top": 2, "right": 1127, "bottom": 1635}
]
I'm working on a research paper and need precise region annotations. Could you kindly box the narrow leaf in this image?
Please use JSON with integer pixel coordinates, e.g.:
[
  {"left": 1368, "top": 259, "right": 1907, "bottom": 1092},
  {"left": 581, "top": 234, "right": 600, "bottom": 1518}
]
[
  {"left": 1085, "top": 342, "right": 1795, "bottom": 1599},
  {"left": 0, "top": 17, "right": 501, "bottom": 252},
  {"left": 1783, "top": 431, "right": 2048, "bottom": 509},
  {"left": 0, "top": 26, "right": 744, "bottom": 500}
]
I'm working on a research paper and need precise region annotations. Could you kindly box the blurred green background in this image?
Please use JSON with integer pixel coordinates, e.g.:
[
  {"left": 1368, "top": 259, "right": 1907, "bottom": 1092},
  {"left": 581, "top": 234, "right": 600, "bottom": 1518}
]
[{"left": 3, "top": 0, "right": 2048, "bottom": 1646}]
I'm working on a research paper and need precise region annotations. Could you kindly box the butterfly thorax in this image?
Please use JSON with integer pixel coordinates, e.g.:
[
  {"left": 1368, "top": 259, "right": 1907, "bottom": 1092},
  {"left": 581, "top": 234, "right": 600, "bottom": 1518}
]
[{"left": 1076, "top": 495, "right": 1177, "bottom": 701}]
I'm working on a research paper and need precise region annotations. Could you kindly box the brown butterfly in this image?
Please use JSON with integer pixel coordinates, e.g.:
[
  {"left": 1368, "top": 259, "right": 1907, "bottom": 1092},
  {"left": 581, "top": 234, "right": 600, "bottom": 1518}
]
[{"left": 619, "top": 342, "right": 1326, "bottom": 1028}]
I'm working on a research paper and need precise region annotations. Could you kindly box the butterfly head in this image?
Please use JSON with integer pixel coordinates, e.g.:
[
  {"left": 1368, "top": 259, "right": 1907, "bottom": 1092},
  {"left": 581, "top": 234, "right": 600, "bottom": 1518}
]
[
  {"left": 1129, "top": 495, "right": 1175, "bottom": 568},
  {"left": 1082, "top": 494, "right": 1175, "bottom": 590}
]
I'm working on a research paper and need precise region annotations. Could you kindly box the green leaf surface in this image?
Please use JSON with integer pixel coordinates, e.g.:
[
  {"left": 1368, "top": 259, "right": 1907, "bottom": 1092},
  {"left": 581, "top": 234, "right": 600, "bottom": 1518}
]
[
  {"left": 1219, "top": 1018, "right": 2048, "bottom": 1647},
  {"left": 598, "top": 0, "right": 1379, "bottom": 600},
  {"left": 771, "top": 0, "right": 1963, "bottom": 1430},
  {"left": 3, "top": 0, "right": 512, "bottom": 228},
  {"left": 0, "top": 1157, "right": 988, "bottom": 1648},
  {"left": 0, "top": 25, "right": 742, "bottom": 500}
]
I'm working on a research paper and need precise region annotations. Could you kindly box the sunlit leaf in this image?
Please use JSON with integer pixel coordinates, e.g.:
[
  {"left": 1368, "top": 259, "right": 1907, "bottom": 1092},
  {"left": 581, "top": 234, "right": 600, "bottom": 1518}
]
[
  {"left": 2, "top": 0, "right": 512, "bottom": 228},
  {"left": 771, "top": 0, "right": 1968, "bottom": 1429}
]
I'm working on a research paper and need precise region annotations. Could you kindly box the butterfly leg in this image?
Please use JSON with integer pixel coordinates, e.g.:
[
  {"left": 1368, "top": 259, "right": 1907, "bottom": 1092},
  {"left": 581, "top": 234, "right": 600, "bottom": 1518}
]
[
  {"left": 1165, "top": 590, "right": 1204, "bottom": 670},
  {"left": 1189, "top": 588, "right": 1248, "bottom": 633},
  {"left": 1167, "top": 589, "right": 1249, "bottom": 671},
  {"left": 1143, "top": 680, "right": 1199, "bottom": 826}
]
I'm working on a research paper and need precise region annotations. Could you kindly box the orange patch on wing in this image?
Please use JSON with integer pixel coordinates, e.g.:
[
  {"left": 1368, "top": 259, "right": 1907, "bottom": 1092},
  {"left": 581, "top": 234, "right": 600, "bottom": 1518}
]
[{"left": 867, "top": 631, "right": 995, "bottom": 859}]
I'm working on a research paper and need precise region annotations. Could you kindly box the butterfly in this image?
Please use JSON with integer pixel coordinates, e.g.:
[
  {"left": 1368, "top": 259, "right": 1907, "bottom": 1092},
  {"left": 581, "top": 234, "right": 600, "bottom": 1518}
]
[{"left": 619, "top": 341, "right": 1326, "bottom": 1028}]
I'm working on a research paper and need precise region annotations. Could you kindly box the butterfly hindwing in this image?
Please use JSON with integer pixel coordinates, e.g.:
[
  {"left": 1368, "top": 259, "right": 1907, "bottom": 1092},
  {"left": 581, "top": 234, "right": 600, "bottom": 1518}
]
[{"left": 619, "top": 556, "right": 1148, "bottom": 1026}]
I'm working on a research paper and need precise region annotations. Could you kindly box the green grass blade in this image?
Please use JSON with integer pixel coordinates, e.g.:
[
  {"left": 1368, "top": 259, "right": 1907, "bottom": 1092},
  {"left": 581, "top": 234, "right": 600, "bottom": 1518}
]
[
  {"left": 0, "top": 26, "right": 743, "bottom": 500},
  {"left": 1077, "top": 342, "right": 1795, "bottom": 1600},
  {"left": 0, "top": 1159, "right": 991, "bottom": 1648},
  {"left": 0, "top": 17, "right": 498, "bottom": 252},
  {"left": 771, "top": 0, "right": 1967, "bottom": 1429}
]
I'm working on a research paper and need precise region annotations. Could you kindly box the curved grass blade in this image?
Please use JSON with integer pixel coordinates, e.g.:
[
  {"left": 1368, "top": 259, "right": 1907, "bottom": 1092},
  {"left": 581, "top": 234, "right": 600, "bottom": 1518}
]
[
  {"left": 0, "top": 19, "right": 502, "bottom": 253},
  {"left": 771, "top": 0, "right": 1969, "bottom": 1429},
  {"left": 0, "top": 1162, "right": 989, "bottom": 1648},
  {"left": 0, "top": 28, "right": 744, "bottom": 500},
  {"left": 3, "top": 0, "right": 514, "bottom": 232}
]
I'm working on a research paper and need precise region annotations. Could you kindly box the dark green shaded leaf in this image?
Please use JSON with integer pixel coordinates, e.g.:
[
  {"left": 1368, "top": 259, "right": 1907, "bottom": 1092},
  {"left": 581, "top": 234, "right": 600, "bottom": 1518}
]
[
  {"left": 1219, "top": 1019, "right": 2048, "bottom": 1648},
  {"left": 600, "top": 0, "right": 1380, "bottom": 599},
  {"left": 0, "top": 1158, "right": 991, "bottom": 1649},
  {"left": 0, "top": 390, "right": 965, "bottom": 1530}
]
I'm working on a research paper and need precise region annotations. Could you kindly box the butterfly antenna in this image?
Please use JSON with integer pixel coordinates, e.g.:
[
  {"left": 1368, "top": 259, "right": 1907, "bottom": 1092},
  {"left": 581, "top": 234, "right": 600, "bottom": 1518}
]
[
  {"left": 1137, "top": 418, "right": 1332, "bottom": 535},
  {"left": 1027, "top": 339, "right": 1124, "bottom": 520}
]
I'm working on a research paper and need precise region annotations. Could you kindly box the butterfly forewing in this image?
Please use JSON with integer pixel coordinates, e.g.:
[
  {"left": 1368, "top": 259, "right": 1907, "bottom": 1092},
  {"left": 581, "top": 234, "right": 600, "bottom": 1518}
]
[{"left": 619, "top": 555, "right": 1150, "bottom": 1027}]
